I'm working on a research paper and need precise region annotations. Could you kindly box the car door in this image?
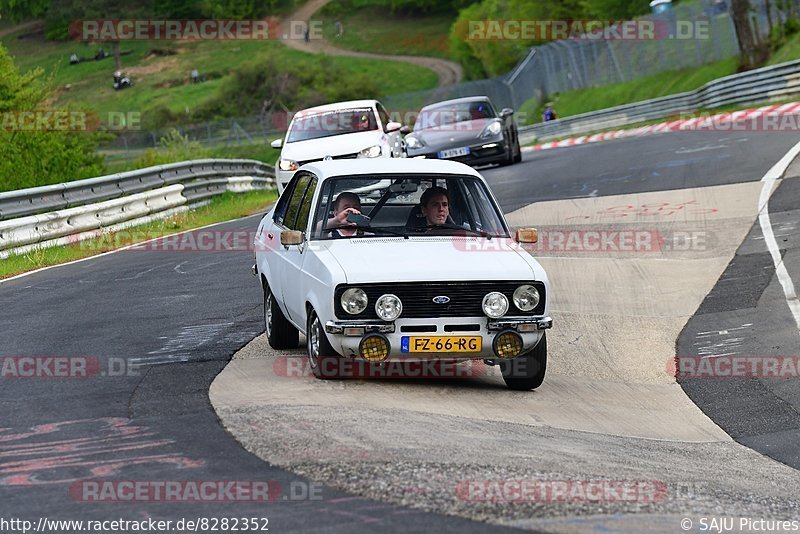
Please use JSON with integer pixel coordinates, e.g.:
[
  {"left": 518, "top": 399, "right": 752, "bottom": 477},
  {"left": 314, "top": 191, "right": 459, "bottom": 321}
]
[
  {"left": 279, "top": 172, "right": 318, "bottom": 326},
  {"left": 258, "top": 175, "right": 299, "bottom": 304},
  {"left": 377, "top": 101, "right": 403, "bottom": 157}
]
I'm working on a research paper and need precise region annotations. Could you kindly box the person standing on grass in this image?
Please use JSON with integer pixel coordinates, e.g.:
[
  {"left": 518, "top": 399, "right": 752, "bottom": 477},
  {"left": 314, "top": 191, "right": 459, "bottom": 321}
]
[{"left": 543, "top": 103, "right": 557, "bottom": 122}]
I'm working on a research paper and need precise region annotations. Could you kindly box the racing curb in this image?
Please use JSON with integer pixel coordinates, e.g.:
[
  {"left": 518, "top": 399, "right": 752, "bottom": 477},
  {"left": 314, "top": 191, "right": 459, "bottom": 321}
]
[{"left": 522, "top": 101, "right": 800, "bottom": 152}]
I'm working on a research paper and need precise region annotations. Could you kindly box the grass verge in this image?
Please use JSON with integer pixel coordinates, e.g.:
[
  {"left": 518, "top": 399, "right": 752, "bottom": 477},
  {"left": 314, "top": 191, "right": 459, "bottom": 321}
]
[
  {"left": 0, "top": 189, "right": 277, "bottom": 280},
  {"left": 1, "top": 28, "right": 439, "bottom": 121},
  {"left": 317, "top": 7, "right": 455, "bottom": 59},
  {"left": 519, "top": 58, "right": 740, "bottom": 124}
]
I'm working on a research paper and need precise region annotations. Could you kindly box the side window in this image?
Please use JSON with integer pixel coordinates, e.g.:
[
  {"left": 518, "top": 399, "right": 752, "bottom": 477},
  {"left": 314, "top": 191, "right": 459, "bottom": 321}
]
[
  {"left": 282, "top": 174, "right": 311, "bottom": 229},
  {"left": 293, "top": 176, "right": 318, "bottom": 232},
  {"left": 273, "top": 176, "right": 299, "bottom": 225},
  {"left": 377, "top": 103, "right": 390, "bottom": 130}
]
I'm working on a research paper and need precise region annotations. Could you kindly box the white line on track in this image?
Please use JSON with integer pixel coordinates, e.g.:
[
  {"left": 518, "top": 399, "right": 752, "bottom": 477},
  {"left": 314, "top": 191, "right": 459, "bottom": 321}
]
[{"left": 758, "top": 140, "right": 800, "bottom": 331}]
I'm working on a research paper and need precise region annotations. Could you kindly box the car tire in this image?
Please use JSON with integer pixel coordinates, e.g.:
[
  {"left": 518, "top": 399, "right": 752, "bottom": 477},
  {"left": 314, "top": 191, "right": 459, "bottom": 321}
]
[
  {"left": 513, "top": 136, "right": 522, "bottom": 163},
  {"left": 264, "top": 282, "right": 299, "bottom": 350},
  {"left": 307, "top": 307, "right": 343, "bottom": 379},
  {"left": 499, "top": 134, "right": 515, "bottom": 166},
  {"left": 500, "top": 333, "right": 547, "bottom": 390}
]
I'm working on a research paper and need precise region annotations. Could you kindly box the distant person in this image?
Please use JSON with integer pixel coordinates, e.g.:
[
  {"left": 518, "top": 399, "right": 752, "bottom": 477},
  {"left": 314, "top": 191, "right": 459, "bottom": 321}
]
[
  {"left": 70, "top": 53, "right": 79, "bottom": 65},
  {"left": 304, "top": 23, "right": 310, "bottom": 43},
  {"left": 191, "top": 68, "right": 199, "bottom": 83},
  {"left": 95, "top": 48, "right": 107, "bottom": 61},
  {"left": 335, "top": 21, "right": 343, "bottom": 38},
  {"left": 543, "top": 103, "right": 557, "bottom": 122}
]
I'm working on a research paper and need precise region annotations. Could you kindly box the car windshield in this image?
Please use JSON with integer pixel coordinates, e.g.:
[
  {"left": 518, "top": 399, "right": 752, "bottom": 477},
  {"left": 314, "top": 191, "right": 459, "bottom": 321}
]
[
  {"left": 311, "top": 174, "right": 509, "bottom": 240},
  {"left": 414, "top": 101, "right": 496, "bottom": 131},
  {"left": 287, "top": 108, "right": 378, "bottom": 143}
]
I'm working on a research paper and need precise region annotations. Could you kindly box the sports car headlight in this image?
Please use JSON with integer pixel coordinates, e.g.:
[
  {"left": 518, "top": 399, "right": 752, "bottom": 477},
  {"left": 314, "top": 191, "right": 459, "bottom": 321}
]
[
  {"left": 482, "top": 291, "right": 509, "bottom": 318},
  {"left": 405, "top": 136, "right": 423, "bottom": 149},
  {"left": 375, "top": 294, "right": 402, "bottom": 321},
  {"left": 358, "top": 145, "right": 382, "bottom": 158},
  {"left": 513, "top": 284, "right": 540, "bottom": 312},
  {"left": 279, "top": 159, "right": 299, "bottom": 171},
  {"left": 341, "top": 288, "right": 368, "bottom": 315},
  {"left": 480, "top": 121, "right": 502, "bottom": 139}
]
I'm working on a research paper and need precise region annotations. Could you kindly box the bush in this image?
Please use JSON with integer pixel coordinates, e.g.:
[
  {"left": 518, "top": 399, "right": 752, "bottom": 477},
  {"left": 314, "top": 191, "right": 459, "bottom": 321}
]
[
  {"left": 134, "top": 129, "right": 210, "bottom": 168},
  {"left": 0, "top": 43, "right": 104, "bottom": 192}
]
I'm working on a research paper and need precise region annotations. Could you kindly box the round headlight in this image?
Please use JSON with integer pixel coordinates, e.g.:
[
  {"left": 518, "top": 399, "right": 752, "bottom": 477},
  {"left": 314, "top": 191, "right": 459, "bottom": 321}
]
[
  {"left": 513, "top": 284, "right": 540, "bottom": 312},
  {"left": 482, "top": 291, "right": 509, "bottom": 319},
  {"left": 341, "top": 288, "right": 368, "bottom": 315},
  {"left": 375, "top": 294, "right": 402, "bottom": 321}
]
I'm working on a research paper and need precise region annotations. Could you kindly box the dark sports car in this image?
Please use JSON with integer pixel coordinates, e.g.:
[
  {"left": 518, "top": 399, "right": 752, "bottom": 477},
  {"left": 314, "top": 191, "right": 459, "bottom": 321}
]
[{"left": 404, "top": 96, "right": 522, "bottom": 166}]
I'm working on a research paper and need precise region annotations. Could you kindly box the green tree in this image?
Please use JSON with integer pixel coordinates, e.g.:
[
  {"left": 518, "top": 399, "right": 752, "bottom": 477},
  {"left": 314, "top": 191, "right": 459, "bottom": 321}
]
[{"left": 0, "top": 44, "right": 103, "bottom": 192}]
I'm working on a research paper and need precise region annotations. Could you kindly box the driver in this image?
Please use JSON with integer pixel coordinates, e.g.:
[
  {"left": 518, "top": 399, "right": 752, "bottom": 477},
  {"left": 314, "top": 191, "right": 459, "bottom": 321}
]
[
  {"left": 326, "top": 192, "right": 362, "bottom": 237},
  {"left": 420, "top": 186, "right": 450, "bottom": 226}
]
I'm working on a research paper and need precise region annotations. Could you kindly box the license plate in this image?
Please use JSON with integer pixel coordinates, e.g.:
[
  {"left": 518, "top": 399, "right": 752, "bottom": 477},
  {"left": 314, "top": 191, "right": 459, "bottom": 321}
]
[
  {"left": 438, "top": 147, "right": 470, "bottom": 159},
  {"left": 401, "top": 336, "right": 482, "bottom": 353}
]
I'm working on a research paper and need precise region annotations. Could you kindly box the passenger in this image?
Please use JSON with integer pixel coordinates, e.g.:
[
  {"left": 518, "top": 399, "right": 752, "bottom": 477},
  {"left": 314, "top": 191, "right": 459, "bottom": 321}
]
[
  {"left": 420, "top": 186, "right": 450, "bottom": 226},
  {"left": 326, "top": 192, "right": 362, "bottom": 237}
]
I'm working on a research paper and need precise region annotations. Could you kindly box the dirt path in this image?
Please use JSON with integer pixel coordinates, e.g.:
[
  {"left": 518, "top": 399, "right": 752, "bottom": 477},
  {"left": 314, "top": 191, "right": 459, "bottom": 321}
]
[
  {"left": 0, "top": 20, "right": 43, "bottom": 39},
  {"left": 281, "top": 0, "right": 462, "bottom": 87}
]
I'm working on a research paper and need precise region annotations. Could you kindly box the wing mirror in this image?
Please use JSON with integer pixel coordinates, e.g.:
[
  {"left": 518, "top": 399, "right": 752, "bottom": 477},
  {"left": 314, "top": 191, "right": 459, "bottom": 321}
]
[
  {"left": 385, "top": 121, "right": 402, "bottom": 133},
  {"left": 399, "top": 125, "right": 411, "bottom": 134},
  {"left": 280, "top": 230, "right": 304, "bottom": 246},
  {"left": 500, "top": 108, "right": 514, "bottom": 118},
  {"left": 270, "top": 138, "right": 283, "bottom": 149},
  {"left": 515, "top": 228, "right": 538, "bottom": 243}
]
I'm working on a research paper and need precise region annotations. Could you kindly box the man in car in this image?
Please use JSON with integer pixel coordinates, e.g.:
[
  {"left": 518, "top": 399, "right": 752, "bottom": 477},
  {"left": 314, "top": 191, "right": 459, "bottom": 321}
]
[
  {"left": 326, "top": 192, "right": 363, "bottom": 237},
  {"left": 420, "top": 186, "right": 450, "bottom": 226}
]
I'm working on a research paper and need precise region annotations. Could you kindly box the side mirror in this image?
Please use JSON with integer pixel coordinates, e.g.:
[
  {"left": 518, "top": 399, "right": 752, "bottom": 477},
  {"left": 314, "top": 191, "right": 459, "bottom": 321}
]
[
  {"left": 270, "top": 138, "right": 283, "bottom": 149},
  {"left": 280, "top": 230, "right": 304, "bottom": 246},
  {"left": 500, "top": 108, "right": 514, "bottom": 118},
  {"left": 385, "top": 121, "right": 402, "bottom": 133},
  {"left": 399, "top": 125, "right": 411, "bottom": 134},
  {"left": 515, "top": 228, "right": 538, "bottom": 243}
]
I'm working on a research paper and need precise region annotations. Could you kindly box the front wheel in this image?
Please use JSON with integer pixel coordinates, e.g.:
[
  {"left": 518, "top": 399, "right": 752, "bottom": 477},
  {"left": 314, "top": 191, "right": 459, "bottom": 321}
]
[
  {"left": 501, "top": 333, "right": 547, "bottom": 390},
  {"left": 307, "top": 308, "right": 343, "bottom": 379},
  {"left": 513, "top": 136, "right": 522, "bottom": 163}
]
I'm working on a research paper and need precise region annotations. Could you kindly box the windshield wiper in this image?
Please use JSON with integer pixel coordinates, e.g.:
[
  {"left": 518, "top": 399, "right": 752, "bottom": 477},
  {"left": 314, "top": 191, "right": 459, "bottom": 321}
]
[
  {"left": 426, "top": 223, "right": 495, "bottom": 239},
  {"left": 349, "top": 224, "right": 410, "bottom": 239}
]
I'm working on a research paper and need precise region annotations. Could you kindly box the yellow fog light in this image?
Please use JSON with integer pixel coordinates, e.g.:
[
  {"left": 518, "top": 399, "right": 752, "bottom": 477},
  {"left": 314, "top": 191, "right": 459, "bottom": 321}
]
[
  {"left": 360, "top": 335, "right": 390, "bottom": 361},
  {"left": 493, "top": 331, "right": 523, "bottom": 359}
]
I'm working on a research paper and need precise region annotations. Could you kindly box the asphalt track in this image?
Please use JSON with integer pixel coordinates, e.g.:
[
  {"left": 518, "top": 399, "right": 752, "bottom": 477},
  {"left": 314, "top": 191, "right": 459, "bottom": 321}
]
[{"left": 2, "top": 129, "right": 800, "bottom": 532}]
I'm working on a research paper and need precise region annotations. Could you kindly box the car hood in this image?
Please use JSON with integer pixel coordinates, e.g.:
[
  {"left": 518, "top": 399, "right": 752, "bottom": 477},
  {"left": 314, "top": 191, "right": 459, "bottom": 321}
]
[
  {"left": 322, "top": 237, "right": 543, "bottom": 284},
  {"left": 282, "top": 130, "right": 385, "bottom": 161},
  {"left": 410, "top": 118, "right": 497, "bottom": 146}
]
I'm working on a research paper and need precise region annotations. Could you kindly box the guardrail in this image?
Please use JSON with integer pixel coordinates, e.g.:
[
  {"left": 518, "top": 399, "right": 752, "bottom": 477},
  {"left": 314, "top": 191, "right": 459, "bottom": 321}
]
[
  {"left": 520, "top": 59, "right": 800, "bottom": 142},
  {"left": 0, "top": 159, "right": 275, "bottom": 258}
]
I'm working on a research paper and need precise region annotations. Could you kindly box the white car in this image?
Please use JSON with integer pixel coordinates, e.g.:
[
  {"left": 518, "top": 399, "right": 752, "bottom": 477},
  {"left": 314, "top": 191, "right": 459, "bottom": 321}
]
[
  {"left": 270, "top": 99, "right": 407, "bottom": 194},
  {"left": 253, "top": 159, "right": 552, "bottom": 390}
]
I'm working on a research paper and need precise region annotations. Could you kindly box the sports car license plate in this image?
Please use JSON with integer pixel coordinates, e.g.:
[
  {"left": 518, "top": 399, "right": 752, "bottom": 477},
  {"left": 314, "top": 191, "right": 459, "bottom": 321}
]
[
  {"left": 438, "top": 147, "right": 470, "bottom": 159},
  {"left": 401, "top": 336, "right": 482, "bottom": 353}
]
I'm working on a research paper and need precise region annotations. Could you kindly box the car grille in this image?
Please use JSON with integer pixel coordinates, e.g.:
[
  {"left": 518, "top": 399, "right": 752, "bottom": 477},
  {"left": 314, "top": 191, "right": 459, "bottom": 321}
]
[
  {"left": 334, "top": 281, "right": 546, "bottom": 320},
  {"left": 298, "top": 152, "right": 359, "bottom": 166}
]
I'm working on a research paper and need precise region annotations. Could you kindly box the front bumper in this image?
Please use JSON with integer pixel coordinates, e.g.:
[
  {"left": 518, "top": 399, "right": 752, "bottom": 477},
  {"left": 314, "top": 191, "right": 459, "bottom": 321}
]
[
  {"left": 408, "top": 140, "right": 509, "bottom": 166},
  {"left": 325, "top": 315, "right": 552, "bottom": 362}
]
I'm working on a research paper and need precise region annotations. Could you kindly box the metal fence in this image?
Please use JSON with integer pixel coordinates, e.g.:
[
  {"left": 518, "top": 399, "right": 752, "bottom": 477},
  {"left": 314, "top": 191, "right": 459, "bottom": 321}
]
[{"left": 102, "top": 0, "right": 800, "bottom": 156}]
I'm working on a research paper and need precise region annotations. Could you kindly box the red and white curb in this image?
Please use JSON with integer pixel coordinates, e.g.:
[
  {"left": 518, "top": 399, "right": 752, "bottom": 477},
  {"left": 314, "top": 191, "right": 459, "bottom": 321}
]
[{"left": 523, "top": 101, "right": 800, "bottom": 152}]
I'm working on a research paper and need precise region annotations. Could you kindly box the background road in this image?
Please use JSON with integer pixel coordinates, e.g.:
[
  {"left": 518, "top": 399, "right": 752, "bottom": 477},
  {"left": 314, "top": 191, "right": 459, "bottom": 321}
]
[{"left": 2, "top": 129, "right": 800, "bottom": 531}]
